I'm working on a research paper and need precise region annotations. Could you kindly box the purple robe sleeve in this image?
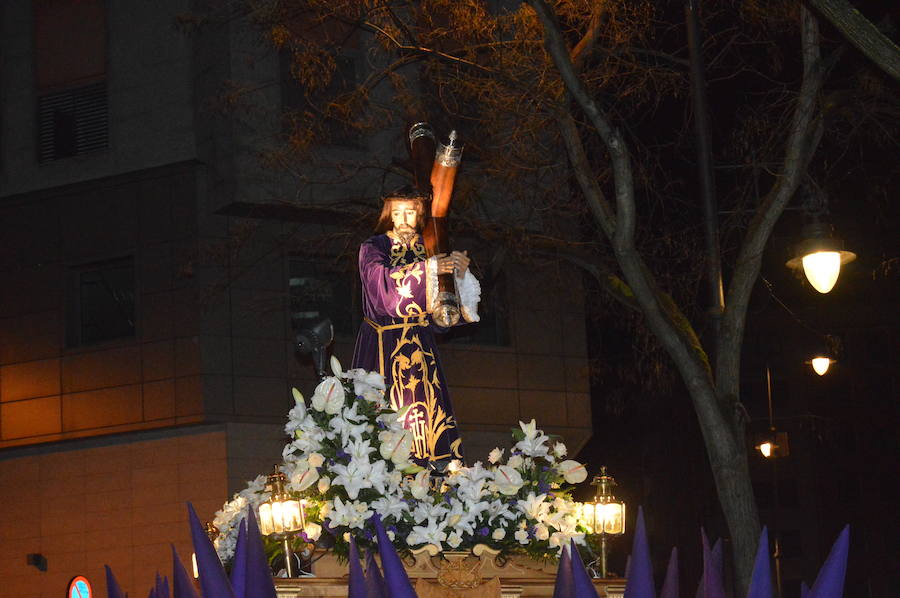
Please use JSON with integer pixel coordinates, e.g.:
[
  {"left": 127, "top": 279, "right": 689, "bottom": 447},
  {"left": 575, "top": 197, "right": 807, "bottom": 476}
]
[{"left": 358, "top": 239, "right": 431, "bottom": 319}]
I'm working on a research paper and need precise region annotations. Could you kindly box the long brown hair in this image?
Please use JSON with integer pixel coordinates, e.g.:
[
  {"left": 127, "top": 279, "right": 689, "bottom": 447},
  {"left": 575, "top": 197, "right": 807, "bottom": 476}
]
[{"left": 374, "top": 193, "right": 426, "bottom": 233}]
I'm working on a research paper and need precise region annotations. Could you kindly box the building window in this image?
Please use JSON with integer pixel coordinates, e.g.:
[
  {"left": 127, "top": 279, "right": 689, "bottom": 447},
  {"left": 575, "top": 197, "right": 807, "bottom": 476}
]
[
  {"left": 289, "top": 257, "right": 357, "bottom": 338},
  {"left": 66, "top": 257, "right": 135, "bottom": 347},
  {"left": 34, "top": 0, "right": 108, "bottom": 163}
]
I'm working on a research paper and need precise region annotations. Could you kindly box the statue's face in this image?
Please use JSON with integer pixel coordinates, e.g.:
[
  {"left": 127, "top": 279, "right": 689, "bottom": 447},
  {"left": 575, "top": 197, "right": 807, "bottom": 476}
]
[{"left": 390, "top": 200, "right": 420, "bottom": 234}]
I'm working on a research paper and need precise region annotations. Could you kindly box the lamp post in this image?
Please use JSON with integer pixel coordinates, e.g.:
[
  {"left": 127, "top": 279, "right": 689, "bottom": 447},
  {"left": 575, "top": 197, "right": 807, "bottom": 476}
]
[
  {"left": 754, "top": 366, "right": 790, "bottom": 598},
  {"left": 258, "top": 466, "right": 306, "bottom": 577},
  {"left": 584, "top": 466, "right": 626, "bottom": 578}
]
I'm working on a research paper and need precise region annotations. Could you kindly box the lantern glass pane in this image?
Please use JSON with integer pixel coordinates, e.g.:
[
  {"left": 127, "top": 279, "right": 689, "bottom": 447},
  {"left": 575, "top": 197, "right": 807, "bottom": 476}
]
[
  {"left": 600, "top": 502, "right": 625, "bottom": 534},
  {"left": 258, "top": 503, "right": 275, "bottom": 535},
  {"left": 282, "top": 499, "right": 304, "bottom": 533},
  {"left": 271, "top": 500, "right": 286, "bottom": 533}
]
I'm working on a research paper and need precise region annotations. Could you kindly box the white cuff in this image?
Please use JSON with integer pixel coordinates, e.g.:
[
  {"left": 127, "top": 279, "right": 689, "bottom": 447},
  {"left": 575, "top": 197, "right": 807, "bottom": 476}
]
[{"left": 456, "top": 270, "right": 481, "bottom": 323}]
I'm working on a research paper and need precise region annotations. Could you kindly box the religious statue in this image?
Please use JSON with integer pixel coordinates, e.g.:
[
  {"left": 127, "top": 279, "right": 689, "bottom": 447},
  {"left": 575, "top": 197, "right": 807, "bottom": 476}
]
[{"left": 351, "top": 191, "right": 480, "bottom": 464}]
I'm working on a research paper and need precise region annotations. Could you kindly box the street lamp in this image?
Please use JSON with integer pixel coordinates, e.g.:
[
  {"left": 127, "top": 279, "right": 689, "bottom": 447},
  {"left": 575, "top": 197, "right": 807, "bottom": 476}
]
[
  {"left": 583, "top": 466, "right": 626, "bottom": 577},
  {"left": 258, "top": 466, "right": 306, "bottom": 577},
  {"left": 806, "top": 355, "right": 835, "bottom": 376},
  {"left": 785, "top": 186, "right": 855, "bottom": 294}
]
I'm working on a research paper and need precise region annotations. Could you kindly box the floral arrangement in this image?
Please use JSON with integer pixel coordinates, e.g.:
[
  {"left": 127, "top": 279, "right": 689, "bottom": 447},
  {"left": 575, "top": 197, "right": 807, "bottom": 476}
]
[{"left": 212, "top": 358, "right": 591, "bottom": 564}]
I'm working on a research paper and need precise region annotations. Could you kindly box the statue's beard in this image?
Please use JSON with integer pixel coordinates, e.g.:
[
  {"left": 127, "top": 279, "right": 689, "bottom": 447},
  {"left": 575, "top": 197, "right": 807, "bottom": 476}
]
[{"left": 394, "top": 226, "right": 417, "bottom": 243}]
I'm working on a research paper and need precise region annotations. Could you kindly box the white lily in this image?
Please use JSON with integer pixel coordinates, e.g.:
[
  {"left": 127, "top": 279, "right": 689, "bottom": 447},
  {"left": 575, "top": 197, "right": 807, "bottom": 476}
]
[
  {"left": 407, "top": 518, "right": 448, "bottom": 547},
  {"left": 330, "top": 457, "right": 372, "bottom": 499},
  {"left": 329, "top": 496, "right": 371, "bottom": 529},
  {"left": 371, "top": 495, "right": 409, "bottom": 521},
  {"left": 517, "top": 492, "right": 549, "bottom": 521}
]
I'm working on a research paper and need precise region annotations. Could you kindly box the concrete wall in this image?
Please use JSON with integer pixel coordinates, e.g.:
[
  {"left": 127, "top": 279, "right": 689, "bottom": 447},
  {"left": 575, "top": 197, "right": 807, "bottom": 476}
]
[
  {"left": 0, "top": 427, "right": 227, "bottom": 598},
  {"left": 0, "top": 164, "right": 205, "bottom": 448}
]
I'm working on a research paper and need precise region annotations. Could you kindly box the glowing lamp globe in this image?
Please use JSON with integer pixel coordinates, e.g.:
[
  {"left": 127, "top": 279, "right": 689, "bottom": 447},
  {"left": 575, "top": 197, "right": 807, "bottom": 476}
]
[
  {"left": 587, "top": 467, "right": 626, "bottom": 536},
  {"left": 808, "top": 356, "right": 834, "bottom": 376},
  {"left": 786, "top": 221, "right": 855, "bottom": 294}
]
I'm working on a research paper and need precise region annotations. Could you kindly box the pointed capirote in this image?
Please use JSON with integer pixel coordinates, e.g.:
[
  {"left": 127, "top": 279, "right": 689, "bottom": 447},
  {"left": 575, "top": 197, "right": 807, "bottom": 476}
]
[
  {"left": 171, "top": 545, "right": 200, "bottom": 598},
  {"left": 105, "top": 565, "right": 128, "bottom": 598},
  {"left": 800, "top": 581, "right": 810, "bottom": 598},
  {"left": 809, "top": 526, "right": 850, "bottom": 598},
  {"left": 364, "top": 549, "right": 387, "bottom": 598},
  {"left": 187, "top": 502, "right": 237, "bottom": 598},
  {"left": 348, "top": 536, "right": 367, "bottom": 598},
  {"left": 623, "top": 507, "right": 656, "bottom": 598},
  {"left": 659, "top": 547, "right": 679, "bottom": 598},
  {"left": 746, "top": 527, "right": 773, "bottom": 598},
  {"left": 371, "top": 513, "right": 418, "bottom": 598},
  {"left": 571, "top": 541, "right": 601, "bottom": 598},
  {"left": 244, "top": 508, "right": 278, "bottom": 598},
  {"left": 695, "top": 530, "right": 725, "bottom": 598},
  {"left": 230, "top": 519, "right": 249, "bottom": 598},
  {"left": 148, "top": 588, "right": 158, "bottom": 598},
  {"left": 552, "top": 543, "right": 574, "bottom": 598},
  {"left": 155, "top": 572, "right": 170, "bottom": 598}
]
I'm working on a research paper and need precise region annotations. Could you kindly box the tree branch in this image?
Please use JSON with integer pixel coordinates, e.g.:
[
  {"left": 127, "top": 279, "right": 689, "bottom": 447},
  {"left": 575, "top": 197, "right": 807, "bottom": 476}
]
[
  {"left": 807, "top": 0, "right": 900, "bottom": 82},
  {"left": 717, "top": 7, "right": 826, "bottom": 399}
]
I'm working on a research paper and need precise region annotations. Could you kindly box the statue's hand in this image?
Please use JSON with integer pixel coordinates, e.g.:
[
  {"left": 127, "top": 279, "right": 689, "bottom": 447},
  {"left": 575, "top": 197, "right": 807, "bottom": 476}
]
[{"left": 437, "top": 251, "right": 469, "bottom": 275}]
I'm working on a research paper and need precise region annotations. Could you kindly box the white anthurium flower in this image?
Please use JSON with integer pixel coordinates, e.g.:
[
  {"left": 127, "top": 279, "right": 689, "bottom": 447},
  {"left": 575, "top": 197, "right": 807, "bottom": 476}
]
[
  {"left": 517, "top": 492, "right": 549, "bottom": 521},
  {"left": 330, "top": 355, "right": 343, "bottom": 377},
  {"left": 371, "top": 495, "right": 409, "bottom": 521},
  {"left": 329, "top": 496, "right": 371, "bottom": 529},
  {"left": 379, "top": 430, "right": 413, "bottom": 464},
  {"left": 514, "top": 529, "right": 530, "bottom": 544},
  {"left": 553, "top": 442, "right": 567, "bottom": 458},
  {"left": 557, "top": 460, "right": 588, "bottom": 484},
  {"left": 494, "top": 465, "right": 524, "bottom": 496},
  {"left": 488, "top": 447, "right": 504, "bottom": 464},
  {"left": 492, "top": 528, "right": 506, "bottom": 540},
  {"left": 287, "top": 462, "right": 319, "bottom": 492},
  {"left": 534, "top": 523, "right": 550, "bottom": 541},
  {"left": 308, "top": 453, "right": 326, "bottom": 468},
  {"left": 506, "top": 454, "right": 524, "bottom": 470},
  {"left": 407, "top": 518, "right": 448, "bottom": 547},
  {"left": 311, "top": 377, "right": 344, "bottom": 414},
  {"left": 330, "top": 457, "right": 372, "bottom": 500}
]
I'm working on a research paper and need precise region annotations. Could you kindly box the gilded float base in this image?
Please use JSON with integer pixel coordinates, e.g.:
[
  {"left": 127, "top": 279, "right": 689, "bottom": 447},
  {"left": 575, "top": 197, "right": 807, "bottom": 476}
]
[{"left": 273, "top": 547, "right": 626, "bottom": 597}]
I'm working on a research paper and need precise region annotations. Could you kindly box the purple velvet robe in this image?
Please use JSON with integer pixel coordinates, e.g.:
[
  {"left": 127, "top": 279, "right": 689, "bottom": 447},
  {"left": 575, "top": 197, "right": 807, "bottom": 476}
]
[{"left": 351, "top": 232, "right": 463, "bottom": 462}]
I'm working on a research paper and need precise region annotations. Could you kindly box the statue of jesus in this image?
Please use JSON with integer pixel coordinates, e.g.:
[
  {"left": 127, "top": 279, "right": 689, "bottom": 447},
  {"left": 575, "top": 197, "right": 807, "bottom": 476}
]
[{"left": 351, "top": 192, "right": 480, "bottom": 464}]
